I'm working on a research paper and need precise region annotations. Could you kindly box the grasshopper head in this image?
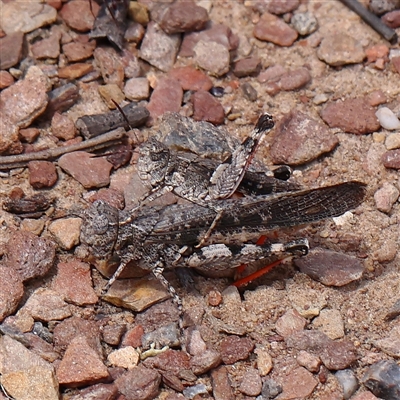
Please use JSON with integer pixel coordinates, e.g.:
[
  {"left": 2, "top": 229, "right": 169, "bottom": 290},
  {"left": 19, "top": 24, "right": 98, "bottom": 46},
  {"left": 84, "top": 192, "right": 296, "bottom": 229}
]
[
  {"left": 80, "top": 200, "right": 119, "bottom": 262},
  {"left": 137, "top": 137, "right": 170, "bottom": 186}
]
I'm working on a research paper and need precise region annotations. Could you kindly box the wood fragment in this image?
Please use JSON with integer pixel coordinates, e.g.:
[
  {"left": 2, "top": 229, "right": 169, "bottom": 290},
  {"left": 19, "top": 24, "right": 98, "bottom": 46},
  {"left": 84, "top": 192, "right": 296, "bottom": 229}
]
[
  {"left": 75, "top": 104, "right": 149, "bottom": 139},
  {"left": 0, "top": 128, "right": 126, "bottom": 170}
]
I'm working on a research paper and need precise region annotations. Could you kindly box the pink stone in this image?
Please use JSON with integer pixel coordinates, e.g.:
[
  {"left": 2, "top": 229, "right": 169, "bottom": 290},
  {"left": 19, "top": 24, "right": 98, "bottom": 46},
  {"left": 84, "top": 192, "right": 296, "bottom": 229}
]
[
  {"left": 52, "top": 260, "right": 98, "bottom": 305},
  {"left": 56, "top": 336, "right": 109, "bottom": 387},
  {"left": 58, "top": 151, "right": 113, "bottom": 188},
  {"left": 321, "top": 98, "right": 380, "bottom": 134},
  {"left": 147, "top": 77, "right": 183, "bottom": 124},
  {"left": 168, "top": 66, "right": 213, "bottom": 91},
  {"left": 253, "top": 12, "right": 298, "bottom": 46}
]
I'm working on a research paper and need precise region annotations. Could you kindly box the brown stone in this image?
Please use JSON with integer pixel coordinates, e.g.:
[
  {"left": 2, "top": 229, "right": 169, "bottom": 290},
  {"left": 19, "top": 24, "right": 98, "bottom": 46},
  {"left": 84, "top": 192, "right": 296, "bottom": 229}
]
[
  {"left": 0, "top": 70, "right": 14, "bottom": 89},
  {"left": 59, "top": 0, "right": 99, "bottom": 32},
  {"left": 220, "top": 335, "right": 254, "bottom": 364},
  {"left": 192, "top": 90, "right": 225, "bottom": 125},
  {"left": 115, "top": 366, "right": 161, "bottom": 400},
  {"left": 62, "top": 40, "right": 96, "bottom": 62},
  {"left": 28, "top": 161, "right": 58, "bottom": 188},
  {"left": 4, "top": 230, "right": 56, "bottom": 282},
  {"left": 58, "top": 63, "right": 93, "bottom": 79},
  {"left": 233, "top": 57, "right": 261, "bottom": 77},
  {"left": 321, "top": 98, "right": 380, "bottom": 134},
  {"left": 158, "top": 2, "right": 209, "bottom": 34}
]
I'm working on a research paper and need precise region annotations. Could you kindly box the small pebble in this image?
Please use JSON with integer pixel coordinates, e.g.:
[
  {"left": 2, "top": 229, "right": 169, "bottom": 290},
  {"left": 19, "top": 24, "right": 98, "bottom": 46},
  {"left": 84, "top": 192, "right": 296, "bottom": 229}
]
[
  {"left": 140, "top": 21, "right": 181, "bottom": 72},
  {"left": 312, "top": 309, "right": 345, "bottom": 340},
  {"left": 193, "top": 39, "right": 230, "bottom": 77},
  {"left": 93, "top": 47, "right": 124, "bottom": 87},
  {"left": 52, "top": 260, "right": 98, "bottom": 305},
  {"left": 262, "top": 379, "right": 283, "bottom": 399},
  {"left": 107, "top": 347, "right": 140, "bottom": 369},
  {"left": 291, "top": 12, "right": 318, "bottom": 35},
  {"left": 294, "top": 248, "right": 364, "bottom": 286},
  {"left": 56, "top": 335, "right": 109, "bottom": 387},
  {"left": 296, "top": 350, "right": 321, "bottom": 373},
  {"left": 376, "top": 107, "right": 400, "bottom": 130},
  {"left": 210, "top": 86, "right": 225, "bottom": 97},
  {"left": 190, "top": 349, "right": 221, "bottom": 375},
  {"left": 276, "top": 367, "right": 318, "bottom": 399},
  {"left": 115, "top": 367, "right": 160, "bottom": 400},
  {"left": 59, "top": 0, "right": 99, "bottom": 32},
  {"left": 275, "top": 309, "right": 307, "bottom": 338},
  {"left": 208, "top": 290, "right": 222, "bottom": 306},
  {"left": 255, "top": 347, "right": 273, "bottom": 376},
  {"left": 321, "top": 98, "right": 380, "bottom": 134},
  {"left": 128, "top": 1, "right": 149, "bottom": 25},
  {"left": 363, "top": 360, "right": 400, "bottom": 399},
  {"left": 146, "top": 77, "right": 183, "bottom": 123},
  {"left": 19, "top": 127, "right": 40, "bottom": 143},
  {"left": 241, "top": 82, "right": 258, "bottom": 101},
  {"left": 0, "top": 2, "right": 57, "bottom": 34},
  {"left": 0, "top": 265, "right": 24, "bottom": 322},
  {"left": 382, "top": 10, "right": 400, "bottom": 28},
  {"left": 270, "top": 110, "right": 338, "bottom": 165},
  {"left": 313, "top": 93, "right": 328, "bottom": 104},
  {"left": 168, "top": 65, "right": 213, "bottom": 91},
  {"left": 192, "top": 90, "right": 225, "bottom": 125},
  {"left": 220, "top": 335, "right": 254, "bottom": 364},
  {"left": 382, "top": 147, "right": 400, "bottom": 169},
  {"left": 124, "top": 77, "right": 150, "bottom": 101},
  {"left": 374, "top": 182, "right": 399, "bottom": 213},
  {"left": 0, "top": 70, "right": 14, "bottom": 88},
  {"left": 183, "top": 384, "right": 208, "bottom": 399},
  {"left": 253, "top": 12, "right": 298, "bottom": 46},
  {"left": 58, "top": 63, "right": 93, "bottom": 79},
  {"left": 211, "top": 367, "right": 234, "bottom": 399},
  {"left": 317, "top": 33, "right": 365, "bottom": 66},
  {"left": 233, "top": 57, "right": 261, "bottom": 77},
  {"left": 157, "top": 2, "right": 209, "bottom": 34},
  {"left": 369, "top": 0, "right": 399, "bottom": 15},
  {"left": 98, "top": 84, "right": 125, "bottom": 108},
  {"left": 336, "top": 369, "right": 359, "bottom": 400},
  {"left": 239, "top": 368, "right": 262, "bottom": 396},
  {"left": 0, "top": 32, "right": 24, "bottom": 69},
  {"left": 51, "top": 112, "right": 76, "bottom": 140},
  {"left": 4, "top": 230, "right": 56, "bottom": 282},
  {"left": 62, "top": 40, "right": 96, "bottom": 62},
  {"left": 48, "top": 217, "right": 82, "bottom": 250},
  {"left": 28, "top": 160, "right": 58, "bottom": 188},
  {"left": 367, "top": 89, "right": 387, "bottom": 106}
]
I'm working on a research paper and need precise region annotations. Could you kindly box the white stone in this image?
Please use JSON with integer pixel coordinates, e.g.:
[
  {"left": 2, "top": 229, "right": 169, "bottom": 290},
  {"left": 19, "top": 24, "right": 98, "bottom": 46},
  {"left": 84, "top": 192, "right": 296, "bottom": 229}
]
[{"left": 376, "top": 107, "right": 400, "bottom": 130}]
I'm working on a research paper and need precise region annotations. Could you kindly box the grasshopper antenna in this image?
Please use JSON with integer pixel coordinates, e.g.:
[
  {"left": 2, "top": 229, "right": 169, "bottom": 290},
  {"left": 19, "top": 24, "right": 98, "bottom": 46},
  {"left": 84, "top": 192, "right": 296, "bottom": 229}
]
[{"left": 111, "top": 99, "right": 141, "bottom": 145}]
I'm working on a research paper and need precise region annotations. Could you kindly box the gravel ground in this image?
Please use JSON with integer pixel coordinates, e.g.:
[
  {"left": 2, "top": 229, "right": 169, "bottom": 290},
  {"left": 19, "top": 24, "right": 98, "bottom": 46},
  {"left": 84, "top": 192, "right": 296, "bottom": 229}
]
[{"left": 1, "top": 0, "right": 400, "bottom": 399}]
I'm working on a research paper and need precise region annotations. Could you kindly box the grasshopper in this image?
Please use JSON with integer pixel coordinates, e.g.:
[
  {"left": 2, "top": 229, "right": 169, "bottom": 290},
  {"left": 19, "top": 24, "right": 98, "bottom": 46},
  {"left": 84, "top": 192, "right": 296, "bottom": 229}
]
[{"left": 80, "top": 181, "right": 366, "bottom": 315}]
